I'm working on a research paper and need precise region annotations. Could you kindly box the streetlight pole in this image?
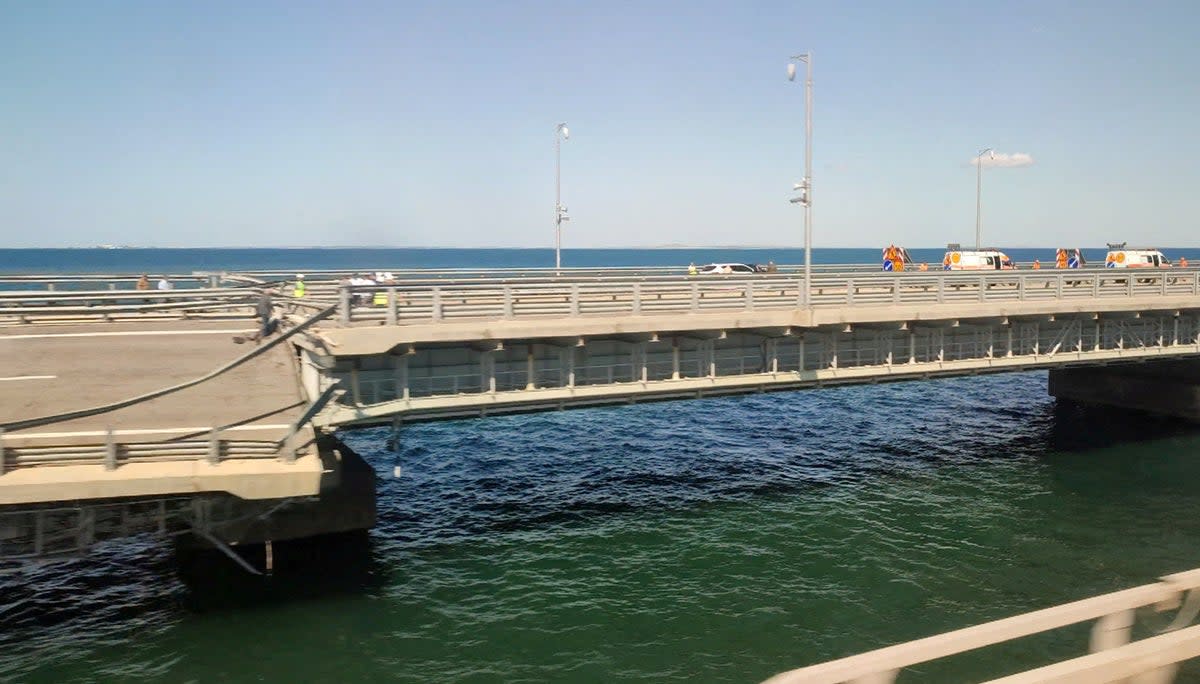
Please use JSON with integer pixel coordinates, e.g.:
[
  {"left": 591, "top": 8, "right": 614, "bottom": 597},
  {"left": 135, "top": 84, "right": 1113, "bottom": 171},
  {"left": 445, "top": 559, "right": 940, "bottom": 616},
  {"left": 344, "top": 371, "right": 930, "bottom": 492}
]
[
  {"left": 974, "top": 147, "right": 993, "bottom": 251},
  {"left": 787, "top": 53, "right": 813, "bottom": 305},
  {"left": 555, "top": 122, "right": 570, "bottom": 272}
]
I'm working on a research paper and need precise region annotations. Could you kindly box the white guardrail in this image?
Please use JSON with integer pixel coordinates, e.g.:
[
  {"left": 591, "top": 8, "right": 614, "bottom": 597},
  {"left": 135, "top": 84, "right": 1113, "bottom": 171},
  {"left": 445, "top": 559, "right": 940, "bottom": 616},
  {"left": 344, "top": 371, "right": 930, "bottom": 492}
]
[
  {"left": 762, "top": 567, "right": 1200, "bottom": 684},
  {"left": 0, "top": 288, "right": 263, "bottom": 322},
  {"left": 334, "top": 269, "right": 1200, "bottom": 325}
]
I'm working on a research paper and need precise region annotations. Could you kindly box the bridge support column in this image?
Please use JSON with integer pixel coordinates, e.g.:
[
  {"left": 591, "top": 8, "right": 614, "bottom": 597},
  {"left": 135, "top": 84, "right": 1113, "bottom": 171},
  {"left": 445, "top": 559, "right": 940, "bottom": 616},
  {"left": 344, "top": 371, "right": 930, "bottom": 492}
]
[
  {"left": 1049, "top": 359, "right": 1200, "bottom": 421},
  {"left": 671, "top": 338, "right": 680, "bottom": 380},
  {"left": 393, "top": 353, "right": 410, "bottom": 401},
  {"left": 525, "top": 345, "right": 536, "bottom": 390}
]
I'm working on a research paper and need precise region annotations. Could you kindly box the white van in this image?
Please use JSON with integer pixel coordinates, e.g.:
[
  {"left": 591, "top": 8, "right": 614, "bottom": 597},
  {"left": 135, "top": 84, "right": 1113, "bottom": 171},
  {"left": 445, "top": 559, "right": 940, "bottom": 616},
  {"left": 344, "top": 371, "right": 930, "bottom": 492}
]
[
  {"left": 942, "top": 244, "right": 1015, "bottom": 271},
  {"left": 1104, "top": 243, "right": 1169, "bottom": 268}
]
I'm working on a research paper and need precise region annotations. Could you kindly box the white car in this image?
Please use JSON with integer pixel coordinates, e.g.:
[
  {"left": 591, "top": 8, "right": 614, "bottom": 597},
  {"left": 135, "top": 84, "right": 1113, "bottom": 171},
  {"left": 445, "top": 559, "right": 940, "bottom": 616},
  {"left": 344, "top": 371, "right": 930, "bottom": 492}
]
[{"left": 699, "top": 263, "right": 759, "bottom": 274}]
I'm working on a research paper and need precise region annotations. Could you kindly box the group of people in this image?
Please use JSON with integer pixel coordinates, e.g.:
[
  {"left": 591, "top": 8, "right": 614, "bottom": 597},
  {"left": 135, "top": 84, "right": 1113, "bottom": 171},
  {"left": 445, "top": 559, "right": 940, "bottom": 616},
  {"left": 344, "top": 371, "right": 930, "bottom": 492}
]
[
  {"left": 340, "top": 272, "right": 400, "bottom": 306},
  {"left": 135, "top": 274, "right": 174, "bottom": 290}
]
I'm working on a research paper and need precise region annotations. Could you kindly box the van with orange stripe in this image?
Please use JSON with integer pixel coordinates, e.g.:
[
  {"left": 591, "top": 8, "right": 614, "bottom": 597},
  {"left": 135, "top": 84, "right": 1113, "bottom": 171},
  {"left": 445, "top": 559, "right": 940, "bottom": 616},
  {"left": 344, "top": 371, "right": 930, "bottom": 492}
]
[
  {"left": 942, "top": 244, "right": 1015, "bottom": 271},
  {"left": 1104, "top": 242, "right": 1169, "bottom": 268}
]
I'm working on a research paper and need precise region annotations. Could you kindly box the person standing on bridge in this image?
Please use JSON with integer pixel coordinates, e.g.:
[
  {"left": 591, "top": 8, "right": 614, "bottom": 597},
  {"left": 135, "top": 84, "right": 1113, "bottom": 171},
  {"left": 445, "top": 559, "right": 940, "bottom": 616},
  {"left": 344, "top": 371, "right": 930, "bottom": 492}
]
[
  {"left": 293, "top": 274, "right": 306, "bottom": 297},
  {"left": 156, "top": 276, "right": 173, "bottom": 290},
  {"left": 234, "top": 290, "right": 279, "bottom": 345},
  {"left": 136, "top": 274, "right": 150, "bottom": 290}
]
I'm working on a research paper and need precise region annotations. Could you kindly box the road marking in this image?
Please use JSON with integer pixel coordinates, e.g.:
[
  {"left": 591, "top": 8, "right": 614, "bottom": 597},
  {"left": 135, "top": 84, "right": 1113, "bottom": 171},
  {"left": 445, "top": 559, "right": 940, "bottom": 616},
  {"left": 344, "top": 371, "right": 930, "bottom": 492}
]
[
  {"left": 0, "top": 375, "right": 57, "bottom": 381},
  {"left": 0, "top": 329, "right": 249, "bottom": 341}
]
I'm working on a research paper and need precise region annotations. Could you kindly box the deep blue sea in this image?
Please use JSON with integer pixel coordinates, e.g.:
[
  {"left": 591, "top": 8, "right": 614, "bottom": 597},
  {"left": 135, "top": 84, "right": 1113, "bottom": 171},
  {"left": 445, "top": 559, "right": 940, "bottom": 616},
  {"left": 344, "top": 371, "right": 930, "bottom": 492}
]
[{"left": 3, "top": 248, "right": 1200, "bottom": 682}]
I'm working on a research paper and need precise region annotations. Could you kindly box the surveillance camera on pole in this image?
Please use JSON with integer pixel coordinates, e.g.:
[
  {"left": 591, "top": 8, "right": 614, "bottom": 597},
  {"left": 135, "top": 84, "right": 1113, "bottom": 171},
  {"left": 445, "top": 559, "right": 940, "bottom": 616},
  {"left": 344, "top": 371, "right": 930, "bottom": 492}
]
[
  {"left": 555, "top": 122, "right": 570, "bottom": 272},
  {"left": 790, "top": 180, "right": 809, "bottom": 205}
]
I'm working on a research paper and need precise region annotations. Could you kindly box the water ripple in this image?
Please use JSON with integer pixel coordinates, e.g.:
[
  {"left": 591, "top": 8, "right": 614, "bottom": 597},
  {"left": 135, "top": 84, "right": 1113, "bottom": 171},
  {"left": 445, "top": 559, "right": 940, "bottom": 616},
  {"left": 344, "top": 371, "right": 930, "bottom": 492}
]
[{"left": 4, "top": 371, "right": 1200, "bottom": 682}]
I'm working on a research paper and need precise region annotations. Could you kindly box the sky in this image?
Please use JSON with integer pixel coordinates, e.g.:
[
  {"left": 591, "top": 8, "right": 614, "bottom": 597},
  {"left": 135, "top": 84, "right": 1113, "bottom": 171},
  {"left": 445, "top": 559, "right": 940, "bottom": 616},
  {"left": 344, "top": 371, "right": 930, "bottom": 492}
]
[{"left": 2, "top": 0, "right": 1199, "bottom": 248}]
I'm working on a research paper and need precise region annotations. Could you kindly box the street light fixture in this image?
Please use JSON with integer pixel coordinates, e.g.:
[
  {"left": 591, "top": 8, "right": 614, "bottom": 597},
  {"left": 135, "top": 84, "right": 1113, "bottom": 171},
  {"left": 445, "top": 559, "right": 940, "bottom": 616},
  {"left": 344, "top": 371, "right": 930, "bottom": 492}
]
[
  {"left": 555, "top": 122, "right": 570, "bottom": 272},
  {"left": 787, "top": 53, "right": 813, "bottom": 305},
  {"left": 974, "top": 147, "right": 994, "bottom": 251}
]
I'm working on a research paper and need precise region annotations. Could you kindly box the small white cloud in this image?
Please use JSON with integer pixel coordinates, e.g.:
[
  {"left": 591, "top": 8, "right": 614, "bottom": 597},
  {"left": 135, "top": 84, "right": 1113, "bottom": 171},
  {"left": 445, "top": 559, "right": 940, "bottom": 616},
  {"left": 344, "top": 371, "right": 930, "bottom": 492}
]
[{"left": 971, "top": 152, "right": 1034, "bottom": 168}]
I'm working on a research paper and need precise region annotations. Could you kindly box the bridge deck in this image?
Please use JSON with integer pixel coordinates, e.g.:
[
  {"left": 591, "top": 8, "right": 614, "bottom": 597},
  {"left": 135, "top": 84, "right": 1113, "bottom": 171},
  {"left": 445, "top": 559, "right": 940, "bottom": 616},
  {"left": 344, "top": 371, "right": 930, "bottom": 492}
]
[
  {"left": 0, "top": 318, "right": 323, "bottom": 505},
  {"left": 1, "top": 318, "right": 304, "bottom": 446}
]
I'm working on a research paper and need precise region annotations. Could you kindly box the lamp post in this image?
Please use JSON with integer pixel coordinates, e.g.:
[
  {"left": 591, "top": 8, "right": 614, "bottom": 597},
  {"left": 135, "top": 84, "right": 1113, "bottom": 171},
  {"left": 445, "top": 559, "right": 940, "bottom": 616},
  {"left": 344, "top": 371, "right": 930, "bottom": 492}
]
[
  {"left": 974, "top": 147, "right": 994, "bottom": 251},
  {"left": 787, "top": 53, "right": 813, "bottom": 305},
  {"left": 555, "top": 122, "right": 570, "bottom": 272}
]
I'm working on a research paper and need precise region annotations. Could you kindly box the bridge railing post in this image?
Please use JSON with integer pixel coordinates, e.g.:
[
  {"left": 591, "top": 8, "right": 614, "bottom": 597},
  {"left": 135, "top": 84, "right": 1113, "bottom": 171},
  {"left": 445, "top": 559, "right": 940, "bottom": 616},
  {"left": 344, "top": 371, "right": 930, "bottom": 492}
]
[
  {"left": 386, "top": 288, "right": 398, "bottom": 325},
  {"left": 1128, "top": 273, "right": 1134, "bottom": 297},
  {"left": 104, "top": 427, "right": 117, "bottom": 471},
  {"left": 1161, "top": 271, "right": 1168, "bottom": 296},
  {"left": 1056, "top": 274, "right": 1063, "bottom": 299},
  {"left": 503, "top": 288, "right": 514, "bottom": 319},
  {"left": 1018, "top": 274, "right": 1026, "bottom": 301},
  {"left": 1194, "top": 271, "right": 1199, "bottom": 296},
  {"left": 744, "top": 281, "right": 754, "bottom": 310},
  {"left": 1093, "top": 273, "right": 1100, "bottom": 298},
  {"left": 207, "top": 428, "right": 221, "bottom": 465},
  {"left": 979, "top": 276, "right": 986, "bottom": 302},
  {"left": 846, "top": 279, "right": 855, "bottom": 304},
  {"left": 892, "top": 276, "right": 901, "bottom": 304},
  {"left": 338, "top": 286, "right": 351, "bottom": 325},
  {"left": 632, "top": 283, "right": 642, "bottom": 315},
  {"left": 432, "top": 287, "right": 444, "bottom": 320},
  {"left": 570, "top": 284, "right": 580, "bottom": 316},
  {"left": 692, "top": 282, "right": 701, "bottom": 311},
  {"left": 0, "top": 428, "right": 5, "bottom": 476},
  {"left": 936, "top": 277, "right": 945, "bottom": 303}
]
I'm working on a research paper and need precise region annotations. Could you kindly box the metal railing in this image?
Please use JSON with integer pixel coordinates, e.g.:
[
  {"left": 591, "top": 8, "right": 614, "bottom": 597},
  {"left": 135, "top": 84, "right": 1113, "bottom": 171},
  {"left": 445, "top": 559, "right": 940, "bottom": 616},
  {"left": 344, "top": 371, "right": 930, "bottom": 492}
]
[
  {"left": 334, "top": 269, "right": 1200, "bottom": 325},
  {"left": 0, "top": 287, "right": 264, "bottom": 323},
  {"left": 0, "top": 273, "right": 218, "bottom": 291},
  {"left": 761, "top": 567, "right": 1200, "bottom": 684},
  {"left": 0, "top": 429, "right": 281, "bottom": 473}
]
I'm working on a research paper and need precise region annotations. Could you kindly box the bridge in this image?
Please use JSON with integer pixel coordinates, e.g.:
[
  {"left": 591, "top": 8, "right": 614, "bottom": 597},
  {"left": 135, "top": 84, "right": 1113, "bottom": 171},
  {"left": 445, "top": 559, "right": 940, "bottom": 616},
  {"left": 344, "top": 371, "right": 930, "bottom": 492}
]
[
  {"left": 4, "top": 263, "right": 1200, "bottom": 676},
  {"left": 2, "top": 265, "right": 1199, "bottom": 563},
  {"left": 292, "top": 266, "right": 1200, "bottom": 427}
]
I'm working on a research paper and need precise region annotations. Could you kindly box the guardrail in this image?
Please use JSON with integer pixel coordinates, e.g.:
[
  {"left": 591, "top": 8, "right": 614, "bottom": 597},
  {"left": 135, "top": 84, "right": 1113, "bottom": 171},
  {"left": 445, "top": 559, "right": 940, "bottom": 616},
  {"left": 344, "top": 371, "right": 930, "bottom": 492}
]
[
  {"left": 0, "top": 430, "right": 281, "bottom": 473},
  {"left": 209, "top": 262, "right": 1192, "bottom": 284},
  {"left": 761, "top": 567, "right": 1200, "bottom": 683},
  {"left": 0, "top": 288, "right": 264, "bottom": 323},
  {"left": 334, "top": 269, "right": 1200, "bottom": 325},
  {"left": 0, "top": 274, "right": 219, "bottom": 291}
]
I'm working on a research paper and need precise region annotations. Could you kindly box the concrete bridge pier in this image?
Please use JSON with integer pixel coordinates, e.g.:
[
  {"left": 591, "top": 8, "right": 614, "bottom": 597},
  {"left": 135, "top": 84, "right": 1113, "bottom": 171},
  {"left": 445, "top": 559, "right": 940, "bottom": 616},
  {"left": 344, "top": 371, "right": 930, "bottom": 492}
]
[{"left": 1049, "top": 358, "right": 1200, "bottom": 421}]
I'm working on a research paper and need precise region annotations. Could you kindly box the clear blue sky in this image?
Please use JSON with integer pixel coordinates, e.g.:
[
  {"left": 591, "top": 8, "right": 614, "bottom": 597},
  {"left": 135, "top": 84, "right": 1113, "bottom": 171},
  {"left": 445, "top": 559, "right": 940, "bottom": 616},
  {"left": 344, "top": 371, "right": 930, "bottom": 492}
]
[{"left": 2, "top": 0, "right": 1198, "bottom": 248}]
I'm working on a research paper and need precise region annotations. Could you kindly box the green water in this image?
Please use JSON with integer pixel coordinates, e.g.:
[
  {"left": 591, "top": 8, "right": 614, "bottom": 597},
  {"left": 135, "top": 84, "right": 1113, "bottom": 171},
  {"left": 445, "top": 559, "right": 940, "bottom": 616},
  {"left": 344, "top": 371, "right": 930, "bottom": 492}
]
[{"left": 4, "top": 373, "right": 1200, "bottom": 682}]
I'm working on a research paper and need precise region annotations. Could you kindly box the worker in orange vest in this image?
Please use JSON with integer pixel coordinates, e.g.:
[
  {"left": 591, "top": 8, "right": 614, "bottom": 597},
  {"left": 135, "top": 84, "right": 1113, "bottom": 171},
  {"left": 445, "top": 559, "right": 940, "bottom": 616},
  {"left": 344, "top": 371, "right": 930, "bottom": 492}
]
[
  {"left": 1032, "top": 259, "right": 1041, "bottom": 270},
  {"left": 1055, "top": 249, "right": 1067, "bottom": 268},
  {"left": 1181, "top": 256, "right": 1190, "bottom": 268}
]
